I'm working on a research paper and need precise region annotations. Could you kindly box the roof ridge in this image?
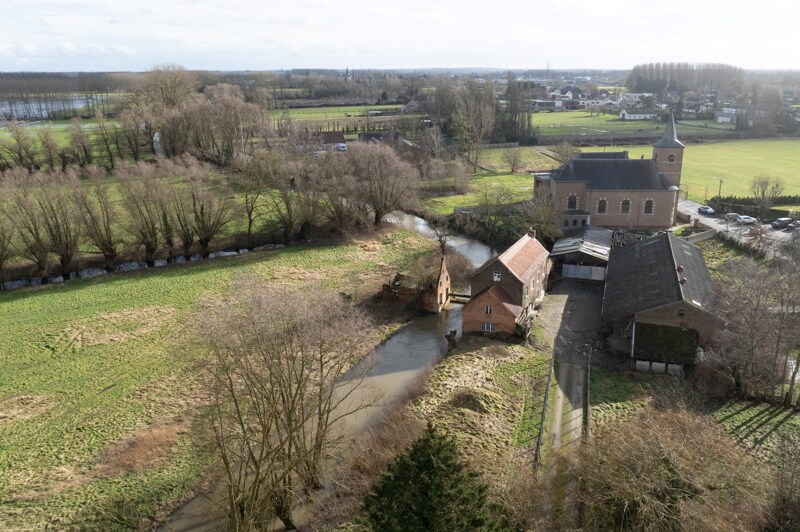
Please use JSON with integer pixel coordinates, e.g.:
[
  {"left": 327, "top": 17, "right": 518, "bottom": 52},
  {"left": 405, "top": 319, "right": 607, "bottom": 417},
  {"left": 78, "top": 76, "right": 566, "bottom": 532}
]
[{"left": 665, "top": 233, "right": 684, "bottom": 302}]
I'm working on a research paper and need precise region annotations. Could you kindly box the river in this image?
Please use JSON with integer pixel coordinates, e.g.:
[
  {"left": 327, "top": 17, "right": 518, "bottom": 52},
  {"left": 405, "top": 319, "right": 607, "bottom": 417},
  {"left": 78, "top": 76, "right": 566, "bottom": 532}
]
[{"left": 163, "top": 213, "right": 496, "bottom": 531}]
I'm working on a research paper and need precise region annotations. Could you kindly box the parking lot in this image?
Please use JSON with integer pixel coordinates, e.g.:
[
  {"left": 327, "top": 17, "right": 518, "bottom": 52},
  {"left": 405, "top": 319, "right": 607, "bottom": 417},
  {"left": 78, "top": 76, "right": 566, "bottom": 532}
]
[{"left": 678, "top": 199, "right": 796, "bottom": 248}]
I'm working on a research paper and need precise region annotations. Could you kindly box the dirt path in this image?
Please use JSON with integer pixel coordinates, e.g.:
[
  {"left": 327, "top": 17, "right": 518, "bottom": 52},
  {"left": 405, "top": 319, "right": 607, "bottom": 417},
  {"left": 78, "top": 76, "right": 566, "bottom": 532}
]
[{"left": 536, "top": 280, "right": 604, "bottom": 523}]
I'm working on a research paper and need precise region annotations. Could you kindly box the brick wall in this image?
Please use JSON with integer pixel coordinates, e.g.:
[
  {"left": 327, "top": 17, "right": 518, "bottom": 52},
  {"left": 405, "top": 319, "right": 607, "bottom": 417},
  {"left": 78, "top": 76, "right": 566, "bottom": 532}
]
[{"left": 462, "top": 289, "right": 518, "bottom": 335}]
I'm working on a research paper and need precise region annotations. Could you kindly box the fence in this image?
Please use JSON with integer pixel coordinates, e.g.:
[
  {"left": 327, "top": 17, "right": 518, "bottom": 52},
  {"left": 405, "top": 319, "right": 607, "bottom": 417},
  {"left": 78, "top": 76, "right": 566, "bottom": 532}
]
[{"left": 533, "top": 357, "right": 555, "bottom": 468}]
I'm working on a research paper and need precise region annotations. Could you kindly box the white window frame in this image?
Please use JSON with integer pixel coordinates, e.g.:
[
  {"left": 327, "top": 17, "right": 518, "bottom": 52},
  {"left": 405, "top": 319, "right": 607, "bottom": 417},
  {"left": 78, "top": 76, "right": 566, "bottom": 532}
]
[
  {"left": 481, "top": 322, "right": 496, "bottom": 332},
  {"left": 493, "top": 271, "right": 501, "bottom": 282},
  {"left": 485, "top": 305, "right": 492, "bottom": 315}
]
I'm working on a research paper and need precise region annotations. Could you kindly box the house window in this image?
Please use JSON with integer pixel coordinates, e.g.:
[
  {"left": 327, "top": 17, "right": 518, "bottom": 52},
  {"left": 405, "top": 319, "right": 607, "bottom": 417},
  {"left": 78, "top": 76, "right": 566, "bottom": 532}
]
[
  {"left": 668, "top": 153, "right": 676, "bottom": 163},
  {"left": 493, "top": 271, "right": 501, "bottom": 282},
  {"left": 620, "top": 199, "right": 631, "bottom": 213},
  {"left": 643, "top": 199, "right": 654, "bottom": 214},
  {"left": 581, "top": 219, "right": 587, "bottom": 226},
  {"left": 597, "top": 199, "right": 607, "bottom": 214},
  {"left": 485, "top": 305, "right": 492, "bottom": 315},
  {"left": 439, "top": 293, "right": 443, "bottom": 304},
  {"left": 567, "top": 194, "right": 578, "bottom": 210},
  {"left": 481, "top": 322, "right": 496, "bottom": 332},
  {"left": 677, "top": 308, "right": 686, "bottom": 317},
  {"left": 563, "top": 219, "right": 569, "bottom": 227}
]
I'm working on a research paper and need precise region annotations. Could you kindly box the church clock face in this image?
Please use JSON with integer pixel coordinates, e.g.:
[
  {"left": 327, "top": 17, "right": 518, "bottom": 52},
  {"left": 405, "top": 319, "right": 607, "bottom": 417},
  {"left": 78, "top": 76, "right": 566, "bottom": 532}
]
[{"left": 668, "top": 153, "right": 676, "bottom": 163}]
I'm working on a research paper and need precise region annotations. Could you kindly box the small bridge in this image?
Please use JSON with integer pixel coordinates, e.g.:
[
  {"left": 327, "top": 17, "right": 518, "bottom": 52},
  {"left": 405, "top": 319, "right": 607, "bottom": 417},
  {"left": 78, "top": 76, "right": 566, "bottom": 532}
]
[{"left": 450, "top": 293, "right": 470, "bottom": 303}]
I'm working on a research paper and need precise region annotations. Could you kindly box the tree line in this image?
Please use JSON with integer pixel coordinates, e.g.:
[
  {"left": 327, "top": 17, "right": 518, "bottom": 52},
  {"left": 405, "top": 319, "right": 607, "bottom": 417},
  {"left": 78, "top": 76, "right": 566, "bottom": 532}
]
[
  {"left": 0, "top": 141, "right": 420, "bottom": 284},
  {"left": 626, "top": 62, "right": 745, "bottom": 94}
]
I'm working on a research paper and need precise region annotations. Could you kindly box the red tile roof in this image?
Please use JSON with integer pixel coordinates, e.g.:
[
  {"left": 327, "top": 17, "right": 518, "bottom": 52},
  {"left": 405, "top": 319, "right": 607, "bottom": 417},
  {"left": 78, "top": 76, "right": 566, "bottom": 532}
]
[{"left": 474, "top": 231, "right": 549, "bottom": 285}]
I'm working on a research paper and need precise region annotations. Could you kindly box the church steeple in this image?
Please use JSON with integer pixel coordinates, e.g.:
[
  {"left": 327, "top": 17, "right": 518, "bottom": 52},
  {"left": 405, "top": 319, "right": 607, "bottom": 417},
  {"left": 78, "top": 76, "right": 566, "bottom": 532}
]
[
  {"left": 653, "top": 112, "right": 685, "bottom": 149},
  {"left": 652, "top": 112, "right": 685, "bottom": 187}
]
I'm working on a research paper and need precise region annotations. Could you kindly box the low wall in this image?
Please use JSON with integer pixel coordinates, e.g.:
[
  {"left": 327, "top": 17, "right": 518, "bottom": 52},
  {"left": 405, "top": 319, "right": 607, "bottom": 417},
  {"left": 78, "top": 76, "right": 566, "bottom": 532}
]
[{"left": 686, "top": 229, "right": 717, "bottom": 244}]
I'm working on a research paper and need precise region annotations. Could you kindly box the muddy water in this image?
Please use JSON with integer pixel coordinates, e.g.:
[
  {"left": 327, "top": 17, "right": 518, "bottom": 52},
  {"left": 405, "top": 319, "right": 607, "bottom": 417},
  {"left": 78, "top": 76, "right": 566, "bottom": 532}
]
[
  {"left": 163, "top": 214, "right": 495, "bottom": 531},
  {"left": 385, "top": 211, "right": 499, "bottom": 268}
]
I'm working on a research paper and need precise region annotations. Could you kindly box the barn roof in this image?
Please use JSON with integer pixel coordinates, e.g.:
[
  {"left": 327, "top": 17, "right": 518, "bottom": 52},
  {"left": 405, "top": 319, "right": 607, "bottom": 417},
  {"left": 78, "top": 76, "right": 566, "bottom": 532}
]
[
  {"left": 472, "top": 231, "right": 549, "bottom": 286},
  {"left": 602, "top": 232, "right": 713, "bottom": 321},
  {"left": 551, "top": 225, "right": 614, "bottom": 261}
]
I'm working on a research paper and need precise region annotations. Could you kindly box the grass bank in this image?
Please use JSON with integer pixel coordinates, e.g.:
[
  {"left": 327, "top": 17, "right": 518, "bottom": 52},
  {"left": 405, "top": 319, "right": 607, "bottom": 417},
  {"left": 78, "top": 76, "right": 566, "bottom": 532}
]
[{"left": 0, "top": 226, "right": 433, "bottom": 529}]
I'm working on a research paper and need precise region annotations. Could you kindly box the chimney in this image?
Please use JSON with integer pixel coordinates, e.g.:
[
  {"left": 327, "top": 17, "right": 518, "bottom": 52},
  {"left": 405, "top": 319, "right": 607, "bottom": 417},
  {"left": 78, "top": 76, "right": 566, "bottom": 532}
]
[
  {"left": 676, "top": 265, "right": 684, "bottom": 273},
  {"left": 679, "top": 277, "right": 687, "bottom": 285},
  {"left": 528, "top": 227, "right": 537, "bottom": 240}
]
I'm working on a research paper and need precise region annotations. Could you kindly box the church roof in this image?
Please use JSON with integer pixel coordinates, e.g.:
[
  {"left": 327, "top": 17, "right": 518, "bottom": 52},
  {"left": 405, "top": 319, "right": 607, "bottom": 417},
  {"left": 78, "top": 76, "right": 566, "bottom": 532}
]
[
  {"left": 652, "top": 113, "right": 685, "bottom": 149},
  {"left": 553, "top": 157, "right": 671, "bottom": 190}
]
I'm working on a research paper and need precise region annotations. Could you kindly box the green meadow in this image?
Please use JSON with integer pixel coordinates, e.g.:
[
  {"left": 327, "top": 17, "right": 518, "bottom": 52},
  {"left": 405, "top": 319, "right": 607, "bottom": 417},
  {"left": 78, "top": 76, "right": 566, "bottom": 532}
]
[
  {"left": 0, "top": 228, "right": 432, "bottom": 529},
  {"left": 583, "top": 139, "right": 800, "bottom": 202},
  {"left": 422, "top": 173, "right": 534, "bottom": 215}
]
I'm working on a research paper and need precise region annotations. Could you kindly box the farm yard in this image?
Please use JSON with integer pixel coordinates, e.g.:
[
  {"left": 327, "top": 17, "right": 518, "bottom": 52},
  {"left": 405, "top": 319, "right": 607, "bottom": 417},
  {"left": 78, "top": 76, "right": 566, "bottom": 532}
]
[{"left": 0, "top": 228, "right": 433, "bottom": 530}]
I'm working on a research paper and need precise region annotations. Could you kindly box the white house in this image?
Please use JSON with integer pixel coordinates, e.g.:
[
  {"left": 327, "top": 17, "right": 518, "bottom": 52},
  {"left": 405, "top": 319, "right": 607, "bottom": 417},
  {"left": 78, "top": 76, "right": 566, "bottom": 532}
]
[
  {"left": 620, "top": 92, "right": 654, "bottom": 107},
  {"left": 619, "top": 109, "right": 658, "bottom": 120}
]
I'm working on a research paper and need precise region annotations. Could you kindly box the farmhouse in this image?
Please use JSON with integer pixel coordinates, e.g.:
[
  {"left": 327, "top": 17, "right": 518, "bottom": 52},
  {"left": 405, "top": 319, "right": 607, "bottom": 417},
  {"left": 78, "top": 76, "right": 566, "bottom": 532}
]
[
  {"left": 602, "top": 232, "right": 717, "bottom": 373},
  {"left": 618, "top": 109, "right": 658, "bottom": 120},
  {"left": 462, "top": 230, "right": 550, "bottom": 337},
  {"left": 540, "top": 113, "right": 684, "bottom": 230}
]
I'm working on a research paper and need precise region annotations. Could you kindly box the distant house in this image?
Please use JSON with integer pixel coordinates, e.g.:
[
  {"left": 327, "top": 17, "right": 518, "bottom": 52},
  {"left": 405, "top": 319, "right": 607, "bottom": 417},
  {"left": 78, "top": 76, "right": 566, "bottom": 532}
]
[
  {"left": 383, "top": 257, "right": 451, "bottom": 314},
  {"left": 462, "top": 231, "right": 551, "bottom": 337},
  {"left": 602, "top": 232, "right": 717, "bottom": 373},
  {"left": 619, "top": 109, "right": 658, "bottom": 120},
  {"left": 715, "top": 110, "right": 738, "bottom": 124}
]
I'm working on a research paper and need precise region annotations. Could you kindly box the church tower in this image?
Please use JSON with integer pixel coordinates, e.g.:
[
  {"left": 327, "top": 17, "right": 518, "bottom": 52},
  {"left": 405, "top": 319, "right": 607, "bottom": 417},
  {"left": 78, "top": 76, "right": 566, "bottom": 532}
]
[{"left": 652, "top": 113, "right": 685, "bottom": 187}]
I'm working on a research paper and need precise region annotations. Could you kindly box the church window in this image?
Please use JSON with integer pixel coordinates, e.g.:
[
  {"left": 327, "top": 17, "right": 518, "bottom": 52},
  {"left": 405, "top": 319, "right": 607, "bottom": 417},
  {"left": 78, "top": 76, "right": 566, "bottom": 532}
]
[
  {"left": 668, "top": 153, "right": 676, "bottom": 163},
  {"left": 572, "top": 219, "right": 578, "bottom": 226},
  {"left": 643, "top": 199, "right": 654, "bottom": 214},
  {"left": 581, "top": 219, "right": 587, "bottom": 226},
  {"left": 620, "top": 199, "right": 631, "bottom": 214},
  {"left": 567, "top": 194, "right": 577, "bottom": 210},
  {"left": 597, "top": 199, "right": 607, "bottom": 214}
]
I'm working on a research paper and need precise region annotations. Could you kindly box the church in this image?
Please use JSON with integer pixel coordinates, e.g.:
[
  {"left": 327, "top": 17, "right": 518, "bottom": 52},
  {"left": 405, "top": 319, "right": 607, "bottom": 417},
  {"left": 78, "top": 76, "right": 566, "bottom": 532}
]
[{"left": 538, "top": 114, "right": 685, "bottom": 230}]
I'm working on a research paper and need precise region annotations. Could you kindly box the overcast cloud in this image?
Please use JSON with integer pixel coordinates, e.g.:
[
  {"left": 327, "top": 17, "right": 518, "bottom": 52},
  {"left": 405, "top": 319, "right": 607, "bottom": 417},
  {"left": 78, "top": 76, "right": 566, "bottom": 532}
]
[{"left": 2, "top": 0, "right": 798, "bottom": 71}]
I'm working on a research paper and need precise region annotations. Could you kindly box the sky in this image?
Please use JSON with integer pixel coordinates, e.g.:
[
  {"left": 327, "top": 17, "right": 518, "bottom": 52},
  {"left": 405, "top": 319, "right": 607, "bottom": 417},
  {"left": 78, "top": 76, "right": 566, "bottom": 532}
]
[{"left": 2, "top": 0, "right": 799, "bottom": 72}]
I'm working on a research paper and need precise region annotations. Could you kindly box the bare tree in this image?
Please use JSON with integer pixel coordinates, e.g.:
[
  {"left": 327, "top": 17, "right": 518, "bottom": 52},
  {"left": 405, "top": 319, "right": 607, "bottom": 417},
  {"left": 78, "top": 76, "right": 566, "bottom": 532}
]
[
  {"left": 453, "top": 78, "right": 496, "bottom": 172},
  {"left": 549, "top": 141, "right": 579, "bottom": 165},
  {"left": 348, "top": 143, "right": 419, "bottom": 224},
  {"left": 0, "top": 122, "right": 41, "bottom": 172},
  {"left": 167, "top": 182, "right": 195, "bottom": 260},
  {"left": 75, "top": 173, "right": 121, "bottom": 271},
  {"left": 0, "top": 200, "right": 14, "bottom": 281},
  {"left": 4, "top": 176, "right": 51, "bottom": 277},
  {"left": 476, "top": 183, "right": 515, "bottom": 238},
  {"left": 37, "top": 173, "right": 83, "bottom": 275},
  {"left": 37, "top": 124, "right": 60, "bottom": 171},
  {"left": 520, "top": 185, "right": 563, "bottom": 247},
  {"left": 503, "top": 149, "right": 523, "bottom": 173},
  {"left": 200, "top": 282, "right": 375, "bottom": 530},
  {"left": 190, "top": 177, "right": 233, "bottom": 257},
  {"left": 119, "top": 172, "right": 162, "bottom": 266},
  {"left": 94, "top": 110, "right": 120, "bottom": 170},
  {"left": 751, "top": 176, "right": 785, "bottom": 220},
  {"left": 68, "top": 117, "right": 93, "bottom": 168}
]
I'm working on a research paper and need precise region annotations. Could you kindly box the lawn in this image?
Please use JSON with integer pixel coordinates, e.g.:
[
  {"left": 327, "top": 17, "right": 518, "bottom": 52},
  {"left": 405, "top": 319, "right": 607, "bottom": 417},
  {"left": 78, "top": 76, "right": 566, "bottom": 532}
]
[
  {"left": 478, "top": 146, "right": 559, "bottom": 173},
  {"left": 0, "top": 227, "right": 433, "bottom": 530},
  {"left": 422, "top": 173, "right": 534, "bottom": 215},
  {"left": 709, "top": 400, "right": 800, "bottom": 464},
  {"left": 582, "top": 139, "right": 800, "bottom": 202},
  {"left": 273, "top": 104, "right": 404, "bottom": 120}
]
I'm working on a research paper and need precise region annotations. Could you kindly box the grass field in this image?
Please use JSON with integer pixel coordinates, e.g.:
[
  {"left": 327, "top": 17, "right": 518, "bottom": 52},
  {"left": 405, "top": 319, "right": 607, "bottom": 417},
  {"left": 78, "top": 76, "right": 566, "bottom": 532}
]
[
  {"left": 709, "top": 400, "right": 800, "bottom": 464},
  {"left": 0, "top": 228, "right": 433, "bottom": 529},
  {"left": 530, "top": 111, "right": 733, "bottom": 139},
  {"left": 273, "top": 104, "right": 404, "bottom": 120},
  {"left": 478, "top": 146, "right": 559, "bottom": 173},
  {"left": 582, "top": 139, "right": 800, "bottom": 202},
  {"left": 414, "top": 333, "right": 552, "bottom": 476},
  {"left": 422, "top": 173, "right": 534, "bottom": 215}
]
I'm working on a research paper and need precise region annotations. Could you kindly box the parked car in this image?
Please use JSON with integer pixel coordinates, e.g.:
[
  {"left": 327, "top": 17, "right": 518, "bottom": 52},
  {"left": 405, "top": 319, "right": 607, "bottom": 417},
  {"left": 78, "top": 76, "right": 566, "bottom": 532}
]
[
  {"left": 697, "top": 206, "right": 715, "bottom": 215},
  {"left": 336, "top": 143, "right": 347, "bottom": 152},
  {"left": 772, "top": 217, "right": 793, "bottom": 230},
  {"left": 725, "top": 213, "right": 741, "bottom": 222},
  {"left": 786, "top": 221, "right": 798, "bottom": 232},
  {"left": 738, "top": 215, "right": 757, "bottom": 225}
]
